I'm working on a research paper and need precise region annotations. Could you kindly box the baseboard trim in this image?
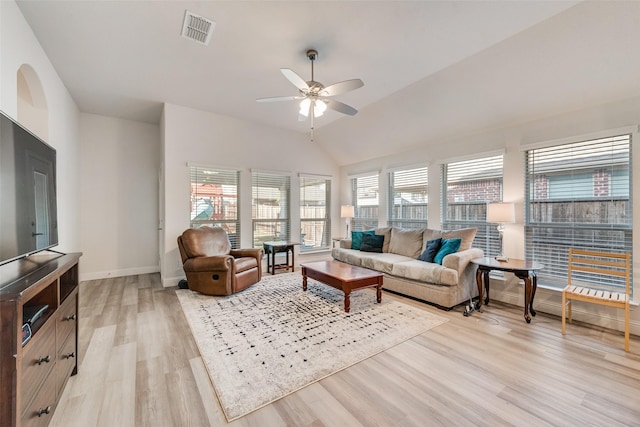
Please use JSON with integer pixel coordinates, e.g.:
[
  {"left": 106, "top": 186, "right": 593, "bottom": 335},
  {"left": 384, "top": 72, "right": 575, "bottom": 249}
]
[
  {"left": 162, "top": 275, "right": 184, "bottom": 287},
  {"left": 488, "top": 278, "right": 640, "bottom": 336},
  {"left": 80, "top": 265, "right": 159, "bottom": 282}
]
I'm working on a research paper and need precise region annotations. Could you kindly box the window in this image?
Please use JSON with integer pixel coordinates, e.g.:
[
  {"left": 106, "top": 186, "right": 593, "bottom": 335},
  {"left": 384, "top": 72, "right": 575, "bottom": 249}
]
[
  {"left": 300, "top": 176, "right": 331, "bottom": 251},
  {"left": 388, "top": 166, "right": 428, "bottom": 229},
  {"left": 441, "top": 155, "right": 503, "bottom": 256},
  {"left": 351, "top": 174, "right": 379, "bottom": 231},
  {"left": 189, "top": 166, "right": 240, "bottom": 248},
  {"left": 525, "top": 134, "right": 632, "bottom": 291},
  {"left": 252, "top": 172, "right": 291, "bottom": 247}
]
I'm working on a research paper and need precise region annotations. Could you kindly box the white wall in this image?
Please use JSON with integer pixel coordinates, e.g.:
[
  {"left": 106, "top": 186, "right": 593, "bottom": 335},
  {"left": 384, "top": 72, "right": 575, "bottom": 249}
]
[
  {"left": 161, "top": 103, "right": 340, "bottom": 285},
  {"left": 1, "top": 0, "right": 81, "bottom": 255},
  {"left": 340, "top": 95, "right": 640, "bottom": 334},
  {"left": 78, "top": 113, "right": 160, "bottom": 280}
]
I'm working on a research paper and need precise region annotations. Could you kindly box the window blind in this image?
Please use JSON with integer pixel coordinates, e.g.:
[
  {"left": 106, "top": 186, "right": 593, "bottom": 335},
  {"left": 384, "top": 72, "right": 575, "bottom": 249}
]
[
  {"left": 300, "top": 176, "right": 331, "bottom": 251},
  {"left": 189, "top": 166, "right": 240, "bottom": 248},
  {"left": 525, "top": 134, "right": 632, "bottom": 292},
  {"left": 388, "top": 166, "right": 428, "bottom": 229},
  {"left": 251, "top": 172, "right": 291, "bottom": 247},
  {"left": 441, "top": 155, "right": 503, "bottom": 257},
  {"left": 351, "top": 174, "right": 379, "bottom": 231}
]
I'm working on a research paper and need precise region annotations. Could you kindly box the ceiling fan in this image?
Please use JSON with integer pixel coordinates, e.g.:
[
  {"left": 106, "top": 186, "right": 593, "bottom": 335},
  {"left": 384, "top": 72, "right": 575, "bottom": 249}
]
[{"left": 257, "top": 49, "right": 364, "bottom": 141}]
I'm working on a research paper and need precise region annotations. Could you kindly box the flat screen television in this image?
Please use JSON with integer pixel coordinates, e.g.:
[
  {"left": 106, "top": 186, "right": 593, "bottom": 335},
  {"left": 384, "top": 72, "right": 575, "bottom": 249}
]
[{"left": 0, "top": 110, "right": 58, "bottom": 266}]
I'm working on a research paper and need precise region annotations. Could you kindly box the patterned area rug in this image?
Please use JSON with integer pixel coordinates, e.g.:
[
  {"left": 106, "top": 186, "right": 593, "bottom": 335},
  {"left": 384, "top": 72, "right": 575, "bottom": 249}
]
[{"left": 176, "top": 272, "right": 448, "bottom": 421}]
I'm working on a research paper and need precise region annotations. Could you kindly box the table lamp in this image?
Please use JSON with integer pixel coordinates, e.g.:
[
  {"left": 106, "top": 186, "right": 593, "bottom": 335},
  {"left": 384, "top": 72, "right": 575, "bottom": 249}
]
[
  {"left": 341, "top": 205, "right": 354, "bottom": 238},
  {"left": 486, "top": 202, "right": 515, "bottom": 262}
]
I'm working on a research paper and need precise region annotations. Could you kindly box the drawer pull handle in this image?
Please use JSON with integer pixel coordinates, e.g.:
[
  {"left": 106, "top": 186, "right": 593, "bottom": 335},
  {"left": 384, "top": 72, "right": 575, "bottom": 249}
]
[
  {"left": 64, "top": 314, "right": 77, "bottom": 321},
  {"left": 37, "top": 406, "right": 51, "bottom": 417},
  {"left": 63, "top": 352, "right": 75, "bottom": 359},
  {"left": 36, "top": 355, "right": 51, "bottom": 365}
]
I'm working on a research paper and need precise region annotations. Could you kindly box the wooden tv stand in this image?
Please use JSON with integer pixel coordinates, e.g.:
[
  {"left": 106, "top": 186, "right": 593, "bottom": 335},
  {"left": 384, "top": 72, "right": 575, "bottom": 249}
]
[{"left": 0, "top": 252, "right": 81, "bottom": 427}]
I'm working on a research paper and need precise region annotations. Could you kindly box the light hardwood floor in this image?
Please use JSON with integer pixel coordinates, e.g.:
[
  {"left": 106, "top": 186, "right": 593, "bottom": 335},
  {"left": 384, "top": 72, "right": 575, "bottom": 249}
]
[{"left": 49, "top": 272, "right": 640, "bottom": 427}]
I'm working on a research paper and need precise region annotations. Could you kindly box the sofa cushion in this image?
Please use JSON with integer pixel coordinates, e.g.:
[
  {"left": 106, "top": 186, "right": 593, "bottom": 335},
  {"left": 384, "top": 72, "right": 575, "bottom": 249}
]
[
  {"left": 351, "top": 230, "right": 375, "bottom": 250},
  {"left": 389, "top": 227, "right": 424, "bottom": 258},
  {"left": 360, "top": 233, "right": 384, "bottom": 253},
  {"left": 391, "top": 260, "right": 458, "bottom": 286},
  {"left": 331, "top": 248, "right": 364, "bottom": 267},
  {"left": 374, "top": 227, "right": 392, "bottom": 253},
  {"left": 418, "top": 238, "right": 442, "bottom": 263},
  {"left": 360, "top": 252, "right": 416, "bottom": 274},
  {"left": 441, "top": 228, "right": 477, "bottom": 251},
  {"left": 433, "top": 238, "right": 462, "bottom": 265}
]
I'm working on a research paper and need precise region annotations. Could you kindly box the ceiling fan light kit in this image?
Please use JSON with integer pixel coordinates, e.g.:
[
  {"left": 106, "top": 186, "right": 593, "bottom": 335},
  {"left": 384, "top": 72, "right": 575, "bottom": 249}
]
[{"left": 257, "top": 49, "right": 364, "bottom": 141}]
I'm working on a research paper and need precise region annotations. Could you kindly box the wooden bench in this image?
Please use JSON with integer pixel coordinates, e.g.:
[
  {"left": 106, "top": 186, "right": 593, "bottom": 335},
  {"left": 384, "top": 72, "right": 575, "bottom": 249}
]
[{"left": 562, "top": 249, "right": 631, "bottom": 351}]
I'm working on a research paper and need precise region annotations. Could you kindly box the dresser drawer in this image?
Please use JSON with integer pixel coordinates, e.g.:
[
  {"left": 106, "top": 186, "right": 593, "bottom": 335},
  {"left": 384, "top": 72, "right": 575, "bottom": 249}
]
[
  {"left": 20, "top": 368, "right": 57, "bottom": 427},
  {"left": 56, "top": 292, "right": 77, "bottom": 347},
  {"left": 55, "top": 329, "right": 77, "bottom": 398},
  {"left": 21, "top": 320, "right": 56, "bottom": 413}
]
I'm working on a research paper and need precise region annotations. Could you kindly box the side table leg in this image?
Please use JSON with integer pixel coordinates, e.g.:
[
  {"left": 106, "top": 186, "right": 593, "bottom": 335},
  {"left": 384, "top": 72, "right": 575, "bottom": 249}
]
[
  {"left": 483, "top": 270, "right": 491, "bottom": 305},
  {"left": 291, "top": 246, "right": 295, "bottom": 273},
  {"left": 523, "top": 277, "right": 532, "bottom": 323},
  {"left": 530, "top": 272, "right": 537, "bottom": 317},
  {"left": 475, "top": 268, "right": 484, "bottom": 308},
  {"left": 271, "top": 249, "right": 276, "bottom": 275}
]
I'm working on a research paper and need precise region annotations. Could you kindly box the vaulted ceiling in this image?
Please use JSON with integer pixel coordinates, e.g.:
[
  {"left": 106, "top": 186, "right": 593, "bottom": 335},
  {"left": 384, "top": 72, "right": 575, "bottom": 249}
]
[{"left": 16, "top": 1, "right": 640, "bottom": 165}]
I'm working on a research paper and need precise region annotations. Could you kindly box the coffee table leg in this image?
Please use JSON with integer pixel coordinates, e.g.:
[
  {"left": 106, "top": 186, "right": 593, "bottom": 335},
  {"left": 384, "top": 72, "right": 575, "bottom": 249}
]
[
  {"left": 344, "top": 290, "right": 351, "bottom": 313},
  {"left": 302, "top": 268, "right": 307, "bottom": 291},
  {"left": 376, "top": 283, "right": 382, "bottom": 303}
]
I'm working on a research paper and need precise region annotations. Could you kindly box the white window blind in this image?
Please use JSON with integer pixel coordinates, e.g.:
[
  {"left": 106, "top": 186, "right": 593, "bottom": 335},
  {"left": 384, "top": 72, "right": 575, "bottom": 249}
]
[
  {"left": 525, "top": 134, "right": 632, "bottom": 292},
  {"left": 251, "top": 172, "right": 291, "bottom": 247},
  {"left": 351, "top": 174, "right": 379, "bottom": 231},
  {"left": 388, "top": 166, "right": 428, "bottom": 229},
  {"left": 300, "top": 176, "right": 331, "bottom": 251},
  {"left": 441, "top": 155, "right": 503, "bottom": 256},
  {"left": 189, "top": 166, "right": 240, "bottom": 248}
]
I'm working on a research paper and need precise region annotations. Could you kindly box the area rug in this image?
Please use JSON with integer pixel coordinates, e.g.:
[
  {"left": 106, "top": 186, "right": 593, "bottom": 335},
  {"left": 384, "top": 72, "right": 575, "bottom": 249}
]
[{"left": 176, "top": 272, "right": 448, "bottom": 421}]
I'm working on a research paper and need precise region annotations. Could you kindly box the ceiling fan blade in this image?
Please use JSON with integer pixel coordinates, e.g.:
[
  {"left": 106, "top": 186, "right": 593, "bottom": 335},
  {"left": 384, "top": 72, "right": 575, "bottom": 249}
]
[
  {"left": 281, "top": 68, "right": 309, "bottom": 92},
  {"left": 320, "top": 79, "right": 364, "bottom": 97},
  {"left": 326, "top": 99, "right": 358, "bottom": 116},
  {"left": 256, "top": 95, "right": 303, "bottom": 103}
]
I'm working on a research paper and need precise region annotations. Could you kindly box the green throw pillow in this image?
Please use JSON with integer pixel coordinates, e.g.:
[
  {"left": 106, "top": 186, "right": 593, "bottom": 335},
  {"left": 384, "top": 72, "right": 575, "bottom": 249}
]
[
  {"left": 360, "top": 233, "right": 384, "bottom": 253},
  {"left": 351, "top": 230, "right": 375, "bottom": 250},
  {"left": 433, "top": 238, "right": 462, "bottom": 265}
]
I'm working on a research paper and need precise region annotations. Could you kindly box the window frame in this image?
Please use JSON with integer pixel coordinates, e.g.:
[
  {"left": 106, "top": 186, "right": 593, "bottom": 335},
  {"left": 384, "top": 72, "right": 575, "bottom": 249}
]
[
  {"left": 440, "top": 154, "right": 504, "bottom": 257},
  {"left": 299, "top": 175, "right": 331, "bottom": 252},
  {"left": 251, "top": 171, "right": 291, "bottom": 248},
  {"left": 387, "top": 166, "right": 428, "bottom": 229},
  {"left": 189, "top": 165, "right": 240, "bottom": 248}
]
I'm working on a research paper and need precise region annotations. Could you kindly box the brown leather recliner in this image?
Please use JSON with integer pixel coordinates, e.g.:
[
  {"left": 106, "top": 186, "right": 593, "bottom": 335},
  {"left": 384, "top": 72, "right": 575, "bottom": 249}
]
[{"left": 177, "top": 226, "right": 263, "bottom": 296}]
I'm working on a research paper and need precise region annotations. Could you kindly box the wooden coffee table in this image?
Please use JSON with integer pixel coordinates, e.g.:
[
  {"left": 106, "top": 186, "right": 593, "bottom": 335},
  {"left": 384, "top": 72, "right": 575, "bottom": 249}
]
[{"left": 301, "top": 260, "right": 383, "bottom": 312}]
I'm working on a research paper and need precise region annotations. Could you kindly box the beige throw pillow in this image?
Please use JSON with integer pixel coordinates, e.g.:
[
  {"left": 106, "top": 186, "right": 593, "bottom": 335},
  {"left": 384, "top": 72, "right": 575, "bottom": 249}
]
[{"left": 389, "top": 227, "right": 425, "bottom": 258}]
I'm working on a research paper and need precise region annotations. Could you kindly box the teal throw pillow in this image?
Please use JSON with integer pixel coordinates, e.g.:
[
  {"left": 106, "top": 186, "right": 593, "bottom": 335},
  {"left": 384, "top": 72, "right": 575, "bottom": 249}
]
[
  {"left": 360, "top": 233, "right": 384, "bottom": 253},
  {"left": 433, "top": 238, "right": 462, "bottom": 265},
  {"left": 418, "top": 238, "right": 442, "bottom": 263},
  {"left": 351, "top": 230, "right": 375, "bottom": 250}
]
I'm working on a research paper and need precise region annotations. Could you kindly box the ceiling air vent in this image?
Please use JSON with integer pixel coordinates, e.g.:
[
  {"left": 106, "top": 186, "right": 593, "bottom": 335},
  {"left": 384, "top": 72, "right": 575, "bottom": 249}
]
[{"left": 181, "top": 10, "right": 215, "bottom": 46}]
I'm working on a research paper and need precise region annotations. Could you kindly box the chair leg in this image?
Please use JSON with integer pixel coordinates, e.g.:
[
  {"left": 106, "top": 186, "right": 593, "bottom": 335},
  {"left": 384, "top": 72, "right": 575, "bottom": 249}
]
[
  {"left": 561, "top": 291, "right": 566, "bottom": 335},
  {"left": 624, "top": 303, "right": 630, "bottom": 352}
]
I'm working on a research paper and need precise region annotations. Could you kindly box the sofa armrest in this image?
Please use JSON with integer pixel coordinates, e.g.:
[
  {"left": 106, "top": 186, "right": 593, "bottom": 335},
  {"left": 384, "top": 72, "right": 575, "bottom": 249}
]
[
  {"left": 230, "top": 248, "right": 264, "bottom": 262},
  {"left": 339, "top": 239, "right": 353, "bottom": 249},
  {"left": 183, "top": 255, "right": 234, "bottom": 272},
  {"left": 442, "top": 248, "right": 484, "bottom": 276}
]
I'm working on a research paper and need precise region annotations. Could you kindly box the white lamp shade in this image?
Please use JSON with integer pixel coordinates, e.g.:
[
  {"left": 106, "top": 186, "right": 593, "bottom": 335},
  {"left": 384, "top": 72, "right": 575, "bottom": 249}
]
[
  {"left": 340, "top": 205, "right": 355, "bottom": 218},
  {"left": 486, "top": 202, "right": 515, "bottom": 223}
]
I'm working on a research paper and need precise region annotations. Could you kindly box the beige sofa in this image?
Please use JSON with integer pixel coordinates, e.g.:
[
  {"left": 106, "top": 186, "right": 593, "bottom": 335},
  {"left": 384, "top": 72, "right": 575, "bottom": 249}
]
[{"left": 332, "top": 227, "right": 483, "bottom": 309}]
